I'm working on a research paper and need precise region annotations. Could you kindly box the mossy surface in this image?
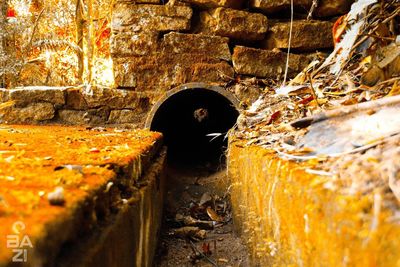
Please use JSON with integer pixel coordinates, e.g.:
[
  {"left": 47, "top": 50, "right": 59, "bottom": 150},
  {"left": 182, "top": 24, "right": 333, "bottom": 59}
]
[
  {"left": 228, "top": 141, "right": 400, "bottom": 267},
  {"left": 0, "top": 125, "right": 162, "bottom": 265}
]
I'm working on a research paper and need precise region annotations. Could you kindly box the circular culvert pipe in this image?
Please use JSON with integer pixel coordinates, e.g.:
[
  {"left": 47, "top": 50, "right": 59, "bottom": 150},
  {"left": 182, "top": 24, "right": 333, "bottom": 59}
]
[{"left": 146, "top": 83, "right": 240, "bottom": 165}]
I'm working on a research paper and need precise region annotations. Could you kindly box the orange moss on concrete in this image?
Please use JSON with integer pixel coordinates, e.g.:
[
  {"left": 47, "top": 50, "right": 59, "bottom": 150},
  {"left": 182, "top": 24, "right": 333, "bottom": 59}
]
[
  {"left": 228, "top": 141, "right": 400, "bottom": 267},
  {"left": 0, "top": 125, "right": 163, "bottom": 266}
]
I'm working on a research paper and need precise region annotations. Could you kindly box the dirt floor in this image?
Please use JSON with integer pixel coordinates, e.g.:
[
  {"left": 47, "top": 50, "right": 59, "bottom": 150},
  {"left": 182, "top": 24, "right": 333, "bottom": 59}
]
[{"left": 154, "top": 163, "right": 250, "bottom": 267}]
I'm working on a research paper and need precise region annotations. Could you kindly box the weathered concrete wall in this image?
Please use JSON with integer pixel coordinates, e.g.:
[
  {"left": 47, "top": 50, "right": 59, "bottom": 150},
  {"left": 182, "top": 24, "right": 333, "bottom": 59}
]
[{"left": 228, "top": 141, "right": 400, "bottom": 266}]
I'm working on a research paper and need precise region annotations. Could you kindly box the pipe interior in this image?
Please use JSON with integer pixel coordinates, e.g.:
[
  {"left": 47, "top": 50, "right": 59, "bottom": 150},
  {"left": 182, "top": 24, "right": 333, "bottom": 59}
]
[{"left": 150, "top": 88, "right": 239, "bottom": 166}]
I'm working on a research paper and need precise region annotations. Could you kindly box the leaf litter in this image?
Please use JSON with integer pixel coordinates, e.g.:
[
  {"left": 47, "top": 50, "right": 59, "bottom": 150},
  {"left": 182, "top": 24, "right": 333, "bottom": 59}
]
[{"left": 233, "top": 0, "right": 400, "bottom": 213}]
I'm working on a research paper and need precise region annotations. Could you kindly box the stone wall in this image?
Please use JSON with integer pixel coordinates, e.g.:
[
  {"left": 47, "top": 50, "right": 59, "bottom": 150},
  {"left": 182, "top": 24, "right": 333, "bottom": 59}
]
[
  {"left": 0, "top": 86, "right": 152, "bottom": 126},
  {"left": 0, "top": 0, "right": 354, "bottom": 126},
  {"left": 111, "top": 0, "right": 354, "bottom": 98}
]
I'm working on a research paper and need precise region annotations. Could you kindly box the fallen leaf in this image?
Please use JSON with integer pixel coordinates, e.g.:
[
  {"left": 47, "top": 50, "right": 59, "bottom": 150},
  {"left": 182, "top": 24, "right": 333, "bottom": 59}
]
[{"left": 206, "top": 207, "right": 223, "bottom": 222}]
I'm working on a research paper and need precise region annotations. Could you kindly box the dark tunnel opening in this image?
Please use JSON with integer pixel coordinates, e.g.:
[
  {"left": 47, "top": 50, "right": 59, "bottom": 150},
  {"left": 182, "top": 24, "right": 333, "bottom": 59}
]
[{"left": 148, "top": 87, "right": 239, "bottom": 167}]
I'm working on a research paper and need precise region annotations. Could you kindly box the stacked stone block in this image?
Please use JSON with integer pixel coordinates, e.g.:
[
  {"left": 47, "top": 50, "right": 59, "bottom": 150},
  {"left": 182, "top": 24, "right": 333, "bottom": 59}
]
[
  {"left": 0, "top": 86, "right": 153, "bottom": 125},
  {"left": 0, "top": 0, "right": 355, "bottom": 126},
  {"left": 111, "top": 0, "right": 354, "bottom": 91}
]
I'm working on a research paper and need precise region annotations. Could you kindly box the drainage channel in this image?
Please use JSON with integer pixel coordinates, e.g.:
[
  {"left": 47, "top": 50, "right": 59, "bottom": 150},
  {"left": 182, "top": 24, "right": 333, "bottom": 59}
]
[{"left": 146, "top": 83, "right": 249, "bottom": 266}]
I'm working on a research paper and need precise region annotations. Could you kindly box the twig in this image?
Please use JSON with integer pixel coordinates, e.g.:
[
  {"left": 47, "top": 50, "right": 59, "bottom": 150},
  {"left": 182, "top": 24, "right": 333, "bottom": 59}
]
[
  {"left": 307, "top": 0, "right": 319, "bottom": 20},
  {"left": 307, "top": 73, "right": 322, "bottom": 109},
  {"left": 282, "top": 0, "right": 294, "bottom": 87},
  {"left": 189, "top": 240, "right": 219, "bottom": 267},
  {"left": 25, "top": 8, "right": 45, "bottom": 57}
]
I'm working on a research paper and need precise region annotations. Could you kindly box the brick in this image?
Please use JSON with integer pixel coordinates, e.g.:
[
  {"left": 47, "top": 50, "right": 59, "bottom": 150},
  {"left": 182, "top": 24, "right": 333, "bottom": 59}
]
[
  {"left": 113, "top": 53, "right": 232, "bottom": 89},
  {"left": 181, "top": 0, "right": 245, "bottom": 9},
  {"left": 0, "top": 102, "right": 55, "bottom": 123},
  {"left": 232, "top": 46, "right": 311, "bottom": 78},
  {"left": 112, "top": 3, "right": 192, "bottom": 32},
  {"left": 162, "top": 32, "right": 231, "bottom": 61},
  {"left": 9, "top": 87, "right": 66, "bottom": 106},
  {"left": 197, "top": 8, "right": 268, "bottom": 41},
  {"left": 111, "top": 32, "right": 159, "bottom": 57},
  {"left": 263, "top": 20, "right": 333, "bottom": 51}
]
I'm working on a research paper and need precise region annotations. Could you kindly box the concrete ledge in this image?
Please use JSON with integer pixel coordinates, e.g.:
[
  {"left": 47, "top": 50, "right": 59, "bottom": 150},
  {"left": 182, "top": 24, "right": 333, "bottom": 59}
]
[
  {"left": 228, "top": 141, "right": 400, "bottom": 266},
  {"left": 0, "top": 125, "right": 165, "bottom": 267}
]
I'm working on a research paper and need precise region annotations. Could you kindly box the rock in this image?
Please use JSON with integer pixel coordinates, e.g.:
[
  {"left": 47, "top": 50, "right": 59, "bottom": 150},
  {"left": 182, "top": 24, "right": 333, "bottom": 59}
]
[
  {"left": 65, "top": 88, "right": 88, "bottom": 109},
  {"left": 0, "top": 89, "right": 9, "bottom": 102},
  {"left": 9, "top": 87, "right": 66, "bottom": 106},
  {"left": 231, "top": 83, "right": 262, "bottom": 107},
  {"left": 110, "top": 32, "right": 160, "bottom": 57},
  {"left": 162, "top": 32, "right": 231, "bottom": 61},
  {"left": 263, "top": 20, "right": 334, "bottom": 51},
  {"left": 112, "top": 3, "right": 193, "bottom": 32},
  {"left": 66, "top": 86, "right": 147, "bottom": 109},
  {"left": 250, "top": 0, "right": 353, "bottom": 17},
  {"left": 1, "top": 102, "right": 55, "bottom": 123},
  {"left": 197, "top": 7, "right": 268, "bottom": 41},
  {"left": 58, "top": 108, "right": 109, "bottom": 125},
  {"left": 113, "top": 53, "right": 233, "bottom": 88},
  {"left": 232, "top": 46, "right": 311, "bottom": 78},
  {"left": 315, "top": 0, "right": 354, "bottom": 18},
  {"left": 189, "top": 62, "right": 234, "bottom": 83},
  {"left": 119, "top": 0, "right": 160, "bottom": 3},
  {"left": 249, "top": 0, "right": 311, "bottom": 14},
  {"left": 47, "top": 187, "right": 65, "bottom": 206},
  {"left": 181, "top": 0, "right": 244, "bottom": 9},
  {"left": 108, "top": 109, "right": 144, "bottom": 124}
]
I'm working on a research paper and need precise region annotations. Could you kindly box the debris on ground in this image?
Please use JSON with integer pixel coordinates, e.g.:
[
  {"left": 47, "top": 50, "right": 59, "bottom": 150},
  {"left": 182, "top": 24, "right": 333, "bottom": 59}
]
[
  {"left": 231, "top": 0, "right": 400, "bottom": 225},
  {"left": 47, "top": 186, "right": 65, "bottom": 206},
  {"left": 155, "top": 166, "right": 249, "bottom": 267}
]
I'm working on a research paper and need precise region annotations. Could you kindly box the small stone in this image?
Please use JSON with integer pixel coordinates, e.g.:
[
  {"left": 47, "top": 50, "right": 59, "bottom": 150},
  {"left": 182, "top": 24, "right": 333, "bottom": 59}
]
[{"left": 48, "top": 187, "right": 65, "bottom": 206}]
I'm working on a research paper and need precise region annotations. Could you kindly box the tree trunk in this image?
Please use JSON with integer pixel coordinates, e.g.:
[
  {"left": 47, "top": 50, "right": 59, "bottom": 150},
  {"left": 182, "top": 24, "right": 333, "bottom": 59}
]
[
  {"left": 76, "top": 0, "right": 84, "bottom": 83},
  {"left": 87, "top": 0, "right": 94, "bottom": 84},
  {"left": 0, "top": 0, "right": 7, "bottom": 87}
]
